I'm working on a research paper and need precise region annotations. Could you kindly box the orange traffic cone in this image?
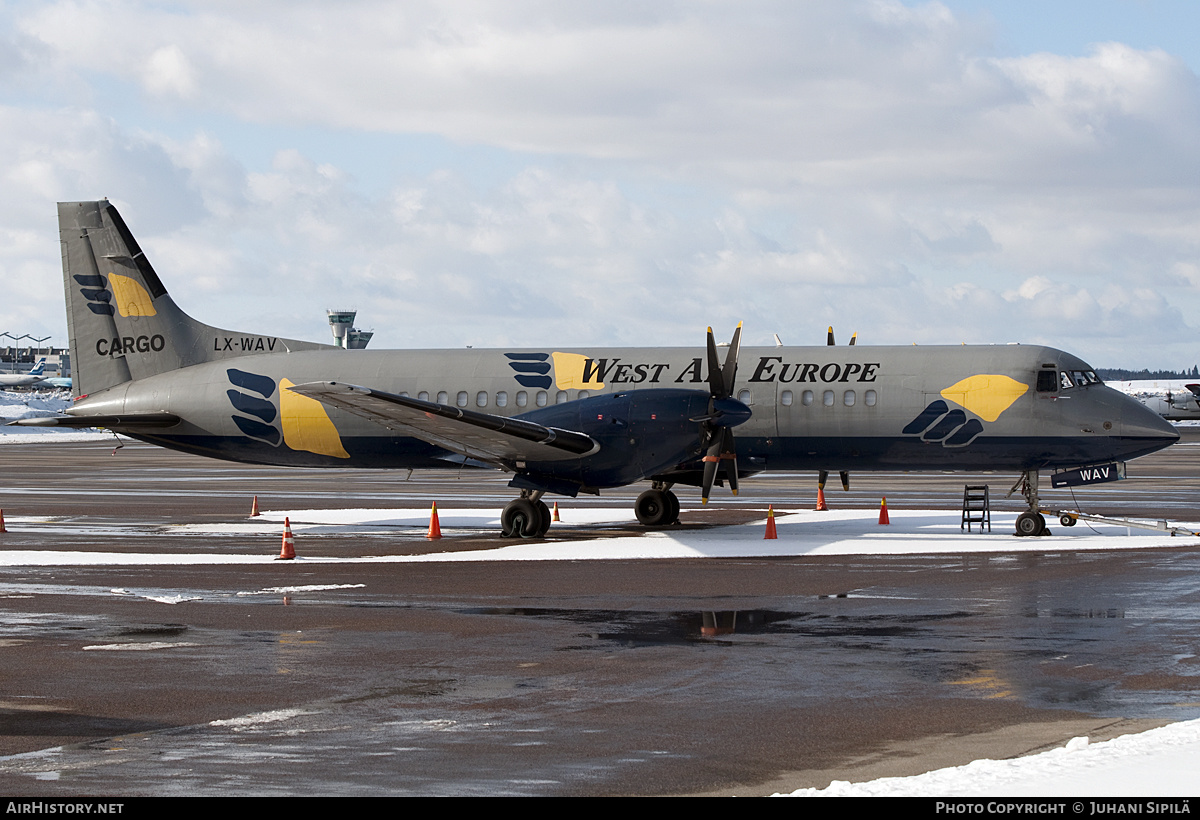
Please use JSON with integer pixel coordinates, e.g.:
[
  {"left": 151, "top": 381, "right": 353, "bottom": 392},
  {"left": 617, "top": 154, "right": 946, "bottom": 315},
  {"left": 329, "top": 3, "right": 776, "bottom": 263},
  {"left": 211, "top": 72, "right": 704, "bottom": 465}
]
[
  {"left": 552, "top": 502, "right": 560, "bottom": 522},
  {"left": 427, "top": 502, "right": 442, "bottom": 540},
  {"left": 277, "top": 517, "right": 295, "bottom": 560},
  {"left": 878, "top": 497, "right": 890, "bottom": 525},
  {"left": 0, "top": 509, "right": 6, "bottom": 533},
  {"left": 815, "top": 487, "right": 829, "bottom": 511},
  {"left": 764, "top": 505, "right": 778, "bottom": 539},
  {"left": 250, "top": 496, "right": 260, "bottom": 517}
]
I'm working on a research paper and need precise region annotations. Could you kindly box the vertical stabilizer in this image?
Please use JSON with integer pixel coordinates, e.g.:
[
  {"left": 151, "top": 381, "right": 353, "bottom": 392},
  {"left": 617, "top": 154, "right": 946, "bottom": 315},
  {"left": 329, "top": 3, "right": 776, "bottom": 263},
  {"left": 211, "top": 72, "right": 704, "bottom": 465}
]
[{"left": 58, "top": 200, "right": 330, "bottom": 398}]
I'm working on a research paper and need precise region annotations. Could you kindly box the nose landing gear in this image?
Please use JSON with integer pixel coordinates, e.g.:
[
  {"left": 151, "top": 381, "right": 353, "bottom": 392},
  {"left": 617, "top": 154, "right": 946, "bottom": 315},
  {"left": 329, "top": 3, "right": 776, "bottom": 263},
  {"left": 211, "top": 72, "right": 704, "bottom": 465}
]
[{"left": 1009, "top": 470, "right": 1051, "bottom": 537}]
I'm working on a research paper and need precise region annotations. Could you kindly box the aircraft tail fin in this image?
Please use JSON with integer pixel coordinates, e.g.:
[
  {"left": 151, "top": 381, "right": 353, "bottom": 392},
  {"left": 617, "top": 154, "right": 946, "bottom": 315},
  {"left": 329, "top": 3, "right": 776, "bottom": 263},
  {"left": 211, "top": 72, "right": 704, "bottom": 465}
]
[
  {"left": 58, "top": 201, "right": 329, "bottom": 398},
  {"left": 28, "top": 359, "right": 46, "bottom": 376}
]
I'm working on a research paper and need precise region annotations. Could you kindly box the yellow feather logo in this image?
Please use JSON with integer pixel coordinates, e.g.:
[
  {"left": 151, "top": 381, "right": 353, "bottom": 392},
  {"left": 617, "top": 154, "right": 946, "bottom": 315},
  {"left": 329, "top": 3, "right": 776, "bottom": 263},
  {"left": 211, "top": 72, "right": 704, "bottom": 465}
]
[{"left": 940, "top": 374, "right": 1029, "bottom": 422}]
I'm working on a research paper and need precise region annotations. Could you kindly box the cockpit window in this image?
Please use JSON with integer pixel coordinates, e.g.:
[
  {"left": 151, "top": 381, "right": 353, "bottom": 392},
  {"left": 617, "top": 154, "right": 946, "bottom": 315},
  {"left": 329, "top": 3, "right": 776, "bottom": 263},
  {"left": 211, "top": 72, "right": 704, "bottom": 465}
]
[{"left": 1059, "top": 370, "right": 1102, "bottom": 389}]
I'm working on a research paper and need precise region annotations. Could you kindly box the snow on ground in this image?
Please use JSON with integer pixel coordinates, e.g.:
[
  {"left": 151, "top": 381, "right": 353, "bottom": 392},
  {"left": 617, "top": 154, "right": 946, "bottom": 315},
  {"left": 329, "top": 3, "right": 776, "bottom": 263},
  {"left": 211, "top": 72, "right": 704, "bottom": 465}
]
[
  {"left": 3, "top": 506, "right": 1198, "bottom": 566},
  {"left": 780, "top": 718, "right": 1200, "bottom": 797},
  {"left": 0, "top": 389, "right": 109, "bottom": 443}
]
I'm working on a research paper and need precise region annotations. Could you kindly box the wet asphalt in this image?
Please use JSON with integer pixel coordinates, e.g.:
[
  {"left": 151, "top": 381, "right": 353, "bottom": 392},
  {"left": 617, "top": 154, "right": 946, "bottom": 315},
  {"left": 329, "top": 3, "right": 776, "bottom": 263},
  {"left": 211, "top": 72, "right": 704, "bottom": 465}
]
[{"left": 0, "top": 434, "right": 1197, "bottom": 795}]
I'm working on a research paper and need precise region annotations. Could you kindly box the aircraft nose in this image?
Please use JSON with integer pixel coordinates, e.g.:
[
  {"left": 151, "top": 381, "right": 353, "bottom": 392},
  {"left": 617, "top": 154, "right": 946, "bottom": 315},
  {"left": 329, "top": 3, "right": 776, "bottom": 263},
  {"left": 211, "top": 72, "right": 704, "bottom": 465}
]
[{"left": 1114, "top": 388, "right": 1179, "bottom": 456}]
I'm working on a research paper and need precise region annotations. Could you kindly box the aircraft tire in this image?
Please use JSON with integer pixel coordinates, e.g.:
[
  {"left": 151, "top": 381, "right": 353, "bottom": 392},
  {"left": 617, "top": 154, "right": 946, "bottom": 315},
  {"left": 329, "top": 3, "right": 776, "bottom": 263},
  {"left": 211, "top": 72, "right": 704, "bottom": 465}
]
[
  {"left": 537, "top": 500, "right": 552, "bottom": 536},
  {"left": 664, "top": 491, "right": 680, "bottom": 525},
  {"left": 635, "top": 490, "right": 674, "bottom": 526},
  {"left": 1015, "top": 511, "right": 1045, "bottom": 537},
  {"left": 502, "top": 499, "right": 543, "bottom": 538}
]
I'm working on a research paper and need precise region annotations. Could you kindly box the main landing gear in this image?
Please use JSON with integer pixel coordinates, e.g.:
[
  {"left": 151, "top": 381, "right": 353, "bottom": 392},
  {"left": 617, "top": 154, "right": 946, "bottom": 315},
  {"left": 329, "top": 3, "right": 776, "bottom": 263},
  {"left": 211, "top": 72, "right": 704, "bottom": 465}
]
[
  {"left": 635, "top": 483, "right": 680, "bottom": 527},
  {"left": 501, "top": 491, "right": 552, "bottom": 538},
  {"left": 1008, "top": 469, "right": 1050, "bottom": 537}
]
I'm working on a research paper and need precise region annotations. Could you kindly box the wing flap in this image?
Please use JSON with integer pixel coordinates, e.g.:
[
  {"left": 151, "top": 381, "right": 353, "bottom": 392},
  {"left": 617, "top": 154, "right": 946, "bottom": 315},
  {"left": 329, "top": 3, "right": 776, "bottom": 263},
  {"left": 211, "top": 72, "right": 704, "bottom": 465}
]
[{"left": 286, "top": 381, "right": 598, "bottom": 466}]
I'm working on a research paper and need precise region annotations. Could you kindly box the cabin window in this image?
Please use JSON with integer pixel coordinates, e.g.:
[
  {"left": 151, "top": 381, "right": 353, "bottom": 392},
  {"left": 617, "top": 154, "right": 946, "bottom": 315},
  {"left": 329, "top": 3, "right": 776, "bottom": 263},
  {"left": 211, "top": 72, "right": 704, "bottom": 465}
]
[
  {"left": 418, "top": 391, "right": 430, "bottom": 401},
  {"left": 436, "top": 391, "right": 448, "bottom": 405},
  {"left": 399, "top": 391, "right": 409, "bottom": 398},
  {"left": 555, "top": 391, "right": 568, "bottom": 404},
  {"left": 578, "top": 390, "right": 590, "bottom": 400},
  {"left": 802, "top": 390, "right": 814, "bottom": 406},
  {"left": 864, "top": 389, "right": 877, "bottom": 407},
  {"left": 738, "top": 389, "right": 752, "bottom": 405},
  {"left": 823, "top": 390, "right": 834, "bottom": 407},
  {"left": 516, "top": 391, "right": 528, "bottom": 407},
  {"left": 456, "top": 391, "right": 469, "bottom": 407},
  {"left": 844, "top": 390, "right": 856, "bottom": 407},
  {"left": 781, "top": 390, "right": 793, "bottom": 406},
  {"left": 476, "top": 391, "right": 488, "bottom": 407},
  {"left": 496, "top": 391, "right": 508, "bottom": 408},
  {"left": 1036, "top": 371, "right": 1057, "bottom": 393},
  {"left": 536, "top": 391, "right": 548, "bottom": 407}
]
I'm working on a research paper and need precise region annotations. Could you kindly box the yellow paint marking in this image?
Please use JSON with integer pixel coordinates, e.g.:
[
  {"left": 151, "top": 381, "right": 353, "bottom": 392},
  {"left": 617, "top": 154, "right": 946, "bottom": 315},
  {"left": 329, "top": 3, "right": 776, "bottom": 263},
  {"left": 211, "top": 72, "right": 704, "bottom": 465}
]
[
  {"left": 940, "top": 374, "right": 1029, "bottom": 422},
  {"left": 106, "top": 273, "right": 157, "bottom": 317},
  {"left": 552, "top": 352, "right": 604, "bottom": 390},
  {"left": 279, "top": 378, "right": 350, "bottom": 459}
]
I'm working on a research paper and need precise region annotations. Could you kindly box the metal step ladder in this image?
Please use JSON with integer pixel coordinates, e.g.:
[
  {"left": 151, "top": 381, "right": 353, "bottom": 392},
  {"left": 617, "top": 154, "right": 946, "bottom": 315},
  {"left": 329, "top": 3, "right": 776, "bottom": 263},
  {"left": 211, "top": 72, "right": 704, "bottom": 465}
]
[{"left": 961, "top": 484, "right": 991, "bottom": 533}]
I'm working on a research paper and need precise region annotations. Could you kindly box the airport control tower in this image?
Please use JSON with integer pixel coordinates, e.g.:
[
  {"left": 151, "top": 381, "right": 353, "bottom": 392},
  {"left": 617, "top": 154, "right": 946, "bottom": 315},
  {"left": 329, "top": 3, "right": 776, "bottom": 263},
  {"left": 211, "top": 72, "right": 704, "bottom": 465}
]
[{"left": 327, "top": 310, "right": 374, "bottom": 349}]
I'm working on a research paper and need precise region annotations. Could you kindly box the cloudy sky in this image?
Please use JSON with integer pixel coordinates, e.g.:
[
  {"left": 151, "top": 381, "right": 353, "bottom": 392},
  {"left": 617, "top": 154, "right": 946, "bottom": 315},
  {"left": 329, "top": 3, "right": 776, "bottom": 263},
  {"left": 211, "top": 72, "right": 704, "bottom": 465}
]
[{"left": 1, "top": 0, "right": 1198, "bottom": 369}]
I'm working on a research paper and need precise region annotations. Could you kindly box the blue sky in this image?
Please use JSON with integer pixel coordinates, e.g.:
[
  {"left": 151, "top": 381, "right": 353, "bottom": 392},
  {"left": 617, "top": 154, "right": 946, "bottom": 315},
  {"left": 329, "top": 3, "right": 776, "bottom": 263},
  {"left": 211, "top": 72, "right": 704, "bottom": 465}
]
[{"left": 1, "top": 1, "right": 1198, "bottom": 369}]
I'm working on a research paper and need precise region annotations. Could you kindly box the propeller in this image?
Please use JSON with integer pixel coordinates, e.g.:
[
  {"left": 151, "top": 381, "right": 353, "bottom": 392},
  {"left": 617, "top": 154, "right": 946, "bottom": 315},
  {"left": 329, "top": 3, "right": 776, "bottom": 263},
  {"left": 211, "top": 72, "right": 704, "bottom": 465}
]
[
  {"left": 697, "top": 323, "right": 748, "bottom": 504},
  {"left": 827, "top": 326, "right": 857, "bottom": 346}
]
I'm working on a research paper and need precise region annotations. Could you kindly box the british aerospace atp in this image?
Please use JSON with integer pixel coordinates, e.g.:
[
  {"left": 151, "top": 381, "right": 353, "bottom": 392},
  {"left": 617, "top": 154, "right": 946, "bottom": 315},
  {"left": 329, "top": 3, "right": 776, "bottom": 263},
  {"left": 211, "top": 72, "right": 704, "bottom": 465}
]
[{"left": 14, "top": 200, "right": 1179, "bottom": 538}]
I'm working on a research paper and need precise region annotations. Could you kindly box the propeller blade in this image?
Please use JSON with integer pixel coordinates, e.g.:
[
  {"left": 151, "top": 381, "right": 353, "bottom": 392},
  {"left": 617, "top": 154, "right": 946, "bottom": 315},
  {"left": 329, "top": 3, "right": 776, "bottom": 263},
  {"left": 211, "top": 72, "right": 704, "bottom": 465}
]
[
  {"left": 818, "top": 469, "right": 828, "bottom": 489},
  {"left": 700, "top": 429, "right": 738, "bottom": 503},
  {"left": 706, "top": 327, "right": 725, "bottom": 399},
  {"left": 839, "top": 470, "right": 850, "bottom": 491},
  {"left": 720, "top": 322, "right": 742, "bottom": 399},
  {"left": 701, "top": 442, "right": 720, "bottom": 504},
  {"left": 827, "top": 326, "right": 835, "bottom": 346},
  {"left": 849, "top": 332, "right": 857, "bottom": 346},
  {"left": 722, "top": 427, "right": 739, "bottom": 496}
]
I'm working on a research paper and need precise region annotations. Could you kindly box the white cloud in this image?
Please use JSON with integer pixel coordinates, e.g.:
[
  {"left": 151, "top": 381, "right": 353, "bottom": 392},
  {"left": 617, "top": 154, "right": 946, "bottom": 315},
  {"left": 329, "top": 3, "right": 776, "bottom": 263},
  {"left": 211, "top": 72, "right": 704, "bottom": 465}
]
[{"left": 2, "top": 1, "right": 1199, "bottom": 368}]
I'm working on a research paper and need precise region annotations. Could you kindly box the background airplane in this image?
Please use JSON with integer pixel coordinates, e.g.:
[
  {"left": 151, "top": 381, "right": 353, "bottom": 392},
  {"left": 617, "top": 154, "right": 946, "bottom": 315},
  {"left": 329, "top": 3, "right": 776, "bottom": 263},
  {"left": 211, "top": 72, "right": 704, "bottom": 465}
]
[
  {"left": 0, "top": 358, "right": 48, "bottom": 388},
  {"left": 14, "top": 200, "right": 1180, "bottom": 538},
  {"left": 1138, "top": 384, "right": 1200, "bottom": 421}
]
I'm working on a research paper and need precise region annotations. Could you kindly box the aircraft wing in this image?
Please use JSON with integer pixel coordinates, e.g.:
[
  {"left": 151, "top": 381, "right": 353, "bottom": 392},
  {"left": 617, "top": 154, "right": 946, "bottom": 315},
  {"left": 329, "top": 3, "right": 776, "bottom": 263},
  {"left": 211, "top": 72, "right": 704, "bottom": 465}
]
[{"left": 287, "top": 381, "right": 599, "bottom": 467}]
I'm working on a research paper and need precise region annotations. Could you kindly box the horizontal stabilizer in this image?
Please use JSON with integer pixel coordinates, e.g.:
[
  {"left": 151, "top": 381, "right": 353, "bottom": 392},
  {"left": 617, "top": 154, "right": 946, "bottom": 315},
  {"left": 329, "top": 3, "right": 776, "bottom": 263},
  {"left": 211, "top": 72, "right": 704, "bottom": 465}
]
[
  {"left": 286, "top": 381, "right": 599, "bottom": 466},
  {"left": 9, "top": 413, "right": 180, "bottom": 429}
]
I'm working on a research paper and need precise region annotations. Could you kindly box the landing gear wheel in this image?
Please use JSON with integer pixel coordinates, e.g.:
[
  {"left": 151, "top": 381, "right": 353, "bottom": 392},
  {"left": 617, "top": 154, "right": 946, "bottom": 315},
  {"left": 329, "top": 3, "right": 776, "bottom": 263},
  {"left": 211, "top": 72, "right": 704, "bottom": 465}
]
[
  {"left": 1015, "top": 511, "right": 1046, "bottom": 537},
  {"left": 636, "top": 490, "right": 673, "bottom": 526},
  {"left": 502, "top": 499, "right": 544, "bottom": 538},
  {"left": 664, "top": 491, "right": 680, "bottom": 525},
  {"left": 536, "top": 500, "right": 552, "bottom": 536},
  {"left": 1060, "top": 514, "right": 1077, "bottom": 528}
]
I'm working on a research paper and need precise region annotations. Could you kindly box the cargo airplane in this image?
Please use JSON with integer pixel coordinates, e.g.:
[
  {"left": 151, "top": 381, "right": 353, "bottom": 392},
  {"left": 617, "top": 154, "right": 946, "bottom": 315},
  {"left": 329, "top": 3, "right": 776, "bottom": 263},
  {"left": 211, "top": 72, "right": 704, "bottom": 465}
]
[{"left": 14, "top": 200, "right": 1179, "bottom": 538}]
